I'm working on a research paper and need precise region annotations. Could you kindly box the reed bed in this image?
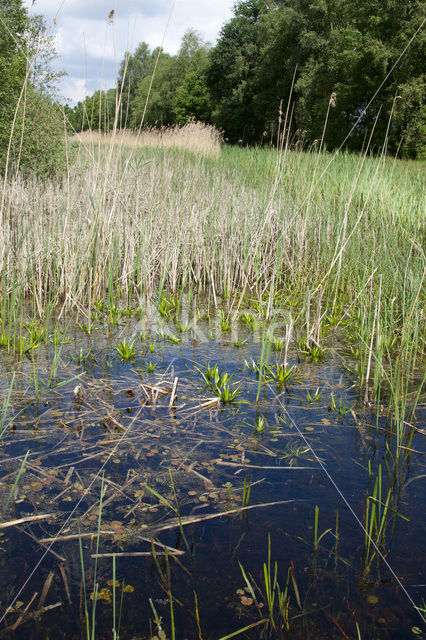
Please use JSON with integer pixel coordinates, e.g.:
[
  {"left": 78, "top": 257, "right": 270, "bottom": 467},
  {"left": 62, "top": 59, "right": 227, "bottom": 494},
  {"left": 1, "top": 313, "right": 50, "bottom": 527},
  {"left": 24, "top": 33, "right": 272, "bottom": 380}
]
[
  {"left": 0, "top": 134, "right": 424, "bottom": 440},
  {"left": 73, "top": 121, "right": 222, "bottom": 158}
]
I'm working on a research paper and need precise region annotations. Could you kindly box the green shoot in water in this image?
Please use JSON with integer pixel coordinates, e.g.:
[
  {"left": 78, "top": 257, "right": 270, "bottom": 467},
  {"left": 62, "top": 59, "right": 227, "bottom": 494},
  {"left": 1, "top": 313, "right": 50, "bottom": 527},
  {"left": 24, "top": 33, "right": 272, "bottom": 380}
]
[
  {"left": 266, "top": 362, "right": 296, "bottom": 387},
  {"left": 254, "top": 416, "right": 265, "bottom": 434},
  {"left": 115, "top": 338, "right": 139, "bottom": 362}
]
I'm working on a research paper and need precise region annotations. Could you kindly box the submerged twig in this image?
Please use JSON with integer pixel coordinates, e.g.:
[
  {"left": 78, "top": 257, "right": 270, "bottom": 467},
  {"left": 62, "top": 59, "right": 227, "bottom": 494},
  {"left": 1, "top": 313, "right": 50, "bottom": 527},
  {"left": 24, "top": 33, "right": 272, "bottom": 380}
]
[
  {"left": 0, "top": 513, "right": 56, "bottom": 529},
  {"left": 149, "top": 500, "right": 297, "bottom": 534}
]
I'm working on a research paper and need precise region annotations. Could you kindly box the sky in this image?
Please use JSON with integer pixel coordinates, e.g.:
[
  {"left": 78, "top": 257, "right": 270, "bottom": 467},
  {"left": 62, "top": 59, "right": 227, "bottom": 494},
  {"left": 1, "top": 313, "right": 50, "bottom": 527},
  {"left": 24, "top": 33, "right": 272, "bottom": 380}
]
[{"left": 23, "top": 0, "right": 235, "bottom": 104}]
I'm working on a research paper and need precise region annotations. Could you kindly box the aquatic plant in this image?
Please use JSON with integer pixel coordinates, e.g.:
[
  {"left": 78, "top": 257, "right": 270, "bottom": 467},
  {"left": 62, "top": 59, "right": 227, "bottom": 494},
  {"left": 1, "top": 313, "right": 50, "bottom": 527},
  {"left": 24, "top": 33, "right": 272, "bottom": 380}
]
[
  {"left": 362, "top": 465, "right": 408, "bottom": 577},
  {"left": 214, "top": 375, "right": 242, "bottom": 405},
  {"left": 256, "top": 327, "right": 273, "bottom": 401},
  {"left": 306, "top": 388, "right": 321, "bottom": 403},
  {"left": 25, "top": 322, "right": 46, "bottom": 344},
  {"left": 254, "top": 416, "right": 265, "bottom": 434},
  {"left": 313, "top": 505, "right": 332, "bottom": 553},
  {"left": 272, "top": 338, "right": 285, "bottom": 351},
  {"left": 239, "top": 536, "right": 301, "bottom": 635},
  {"left": 13, "top": 335, "right": 40, "bottom": 357},
  {"left": 196, "top": 362, "right": 222, "bottom": 388},
  {"left": 329, "top": 393, "right": 353, "bottom": 416},
  {"left": 156, "top": 291, "right": 177, "bottom": 321},
  {"left": 243, "top": 358, "right": 261, "bottom": 378},
  {"left": 155, "top": 329, "right": 181, "bottom": 344},
  {"left": 0, "top": 331, "right": 10, "bottom": 347},
  {"left": 242, "top": 477, "right": 251, "bottom": 508},
  {"left": 176, "top": 321, "right": 192, "bottom": 333},
  {"left": 218, "top": 310, "right": 231, "bottom": 332},
  {"left": 239, "top": 312, "right": 257, "bottom": 330},
  {"left": 115, "top": 338, "right": 139, "bottom": 362},
  {"left": 196, "top": 364, "right": 242, "bottom": 404},
  {"left": 73, "top": 347, "right": 97, "bottom": 366},
  {"left": 278, "top": 441, "right": 318, "bottom": 466},
  {"left": 299, "top": 341, "right": 328, "bottom": 363},
  {"left": 266, "top": 363, "right": 297, "bottom": 387}
]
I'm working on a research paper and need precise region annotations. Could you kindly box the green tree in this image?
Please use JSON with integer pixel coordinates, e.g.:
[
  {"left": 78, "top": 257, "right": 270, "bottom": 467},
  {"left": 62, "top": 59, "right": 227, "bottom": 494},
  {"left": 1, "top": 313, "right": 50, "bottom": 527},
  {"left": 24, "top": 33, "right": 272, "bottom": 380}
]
[
  {"left": 206, "top": 0, "right": 268, "bottom": 143},
  {"left": 0, "top": 0, "right": 66, "bottom": 175},
  {"left": 174, "top": 29, "right": 212, "bottom": 124},
  {"left": 174, "top": 71, "right": 213, "bottom": 123},
  {"left": 388, "top": 4, "right": 426, "bottom": 158},
  {"left": 130, "top": 50, "right": 178, "bottom": 127},
  {"left": 27, "top": 13, "right": 62, "bottom": 97},
  {"left": 393, "top": 75, "right": 426, "bottom": 159},
  {"left": 128, "top": 31, "right": 212, "bottom": 129},
  {"left": 208, "top": 0, "right": 426, "bottom": 156},
  {"left": 10, "top": 85, "right": 66, "bottom": 175},
  {"left": 118, "top": 42, "right": 151, "bottom": 127},
  {"left": 68, "top": 88, "right": 117, "bottom": 132},
  {"left": 0, "top": 0, "right": 28, "bottom": 169},
  {"left": 176, "top": 28, "right": 210, "bottom": 76}
]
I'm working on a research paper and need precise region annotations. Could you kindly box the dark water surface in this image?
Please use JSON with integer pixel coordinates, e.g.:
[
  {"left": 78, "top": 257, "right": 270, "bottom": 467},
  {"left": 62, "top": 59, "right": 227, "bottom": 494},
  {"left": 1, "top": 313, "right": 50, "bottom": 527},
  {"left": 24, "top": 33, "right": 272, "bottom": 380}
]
[{"left": 0, "top": 317, "right": 425, "bottom": 640}]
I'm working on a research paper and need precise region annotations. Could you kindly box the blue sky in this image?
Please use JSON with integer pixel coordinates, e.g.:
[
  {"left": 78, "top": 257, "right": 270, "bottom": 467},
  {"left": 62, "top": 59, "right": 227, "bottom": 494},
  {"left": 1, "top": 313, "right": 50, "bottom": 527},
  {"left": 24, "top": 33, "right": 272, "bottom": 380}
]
[{"left": 23, "top": 0, "right": 235, "bottom": 104}]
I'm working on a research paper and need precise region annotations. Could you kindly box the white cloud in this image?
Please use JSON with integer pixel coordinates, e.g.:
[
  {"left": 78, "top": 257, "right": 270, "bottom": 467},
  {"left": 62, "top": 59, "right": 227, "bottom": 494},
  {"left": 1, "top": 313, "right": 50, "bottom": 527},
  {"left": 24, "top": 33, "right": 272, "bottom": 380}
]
[
  {"left": 23, "top": 0, "right": 235, "bottom": 104},
  {"left": 57, "top": 75, "right": 86, "bottom": 103}
]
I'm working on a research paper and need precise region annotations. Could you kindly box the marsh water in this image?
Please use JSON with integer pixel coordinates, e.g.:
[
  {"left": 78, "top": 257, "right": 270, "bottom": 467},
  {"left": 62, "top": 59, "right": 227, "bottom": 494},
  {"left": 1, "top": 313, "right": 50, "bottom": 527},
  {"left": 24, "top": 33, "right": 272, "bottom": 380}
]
[{"left": 0, "top": 309, "right": 425, "bottom": 640}]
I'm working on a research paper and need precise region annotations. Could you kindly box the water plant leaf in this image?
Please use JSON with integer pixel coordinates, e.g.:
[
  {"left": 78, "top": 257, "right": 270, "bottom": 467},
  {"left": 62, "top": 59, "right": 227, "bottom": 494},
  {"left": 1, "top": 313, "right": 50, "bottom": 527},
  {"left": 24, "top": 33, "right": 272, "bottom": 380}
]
[
  {"left": 123, "top": 585, "right": 134, "bottom": 593},
  {"left": 90, "top": 587, "right": 112, "bottom": 603}
]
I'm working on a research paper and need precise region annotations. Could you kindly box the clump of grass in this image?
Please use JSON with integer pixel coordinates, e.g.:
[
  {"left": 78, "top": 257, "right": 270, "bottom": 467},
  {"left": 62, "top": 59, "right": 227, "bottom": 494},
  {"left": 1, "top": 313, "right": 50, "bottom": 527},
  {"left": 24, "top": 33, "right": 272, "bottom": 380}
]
[
  {"left": 362, "top": 464, "right": 408, "bottom": 577},
  {"left": 155, "top": 329, "right": 181, "bottom": 344},
  {"left": 329, "top": 393, "right": 353, "bottom": 416},
  {"left": 239, "top": 312, "right": 257, "bottom": 331},
  {"left": 72, "top": 347, "right": 97, "bottom": 366},
  {"left": 196, "top": 362, "right": 222, "bottom": 388},
  {"left": 272, "top": 338, "right": 285, "bottom": 351},
  {"left": 215, "top": 378, "right": 242, "bottom": 405},
  {"left": 0, "top": 332, "right": 10, "bottom": 347},
  {"left": 278, "top": 441, "right": 317, "bottom": 466}
]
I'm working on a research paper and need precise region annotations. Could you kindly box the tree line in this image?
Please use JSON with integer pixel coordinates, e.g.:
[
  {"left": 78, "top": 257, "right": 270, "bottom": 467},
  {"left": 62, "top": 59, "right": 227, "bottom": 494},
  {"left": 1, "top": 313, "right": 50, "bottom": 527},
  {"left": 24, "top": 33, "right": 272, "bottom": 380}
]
[
  {"left": 65, "top": 30, "right": 212, "bottom": 134},
  {"left": 1, "top": 0, "right": 425, "bottom": 177},
  {"left": 68, "top": 0, "right": 426, "bottom": 158}
]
